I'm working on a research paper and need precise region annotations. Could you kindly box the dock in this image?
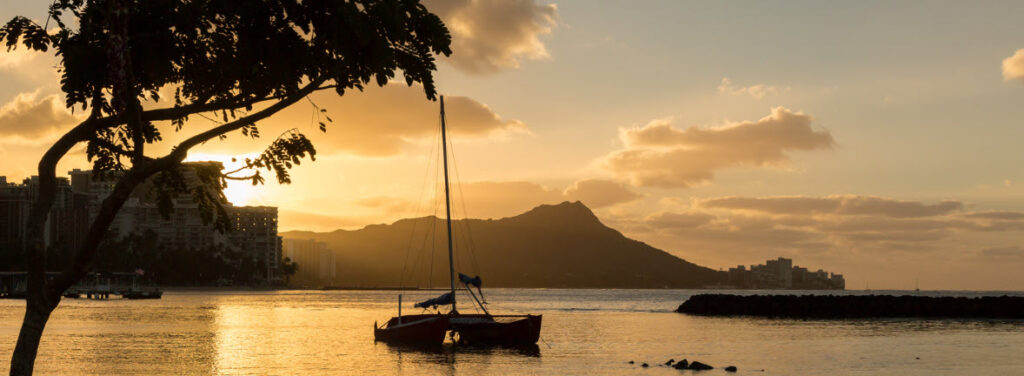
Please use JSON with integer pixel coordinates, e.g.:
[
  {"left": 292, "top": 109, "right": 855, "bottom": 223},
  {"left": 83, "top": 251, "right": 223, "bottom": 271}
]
[{"left": 0, "top": 272, "right": 162, "bottom": 300}]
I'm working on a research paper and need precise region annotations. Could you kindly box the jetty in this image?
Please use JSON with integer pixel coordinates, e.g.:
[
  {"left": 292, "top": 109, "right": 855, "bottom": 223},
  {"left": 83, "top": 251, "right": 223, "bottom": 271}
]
[
  {"left": 0, "top": 272, "right": 162, "bottom": 300},
  {"left": 676, "top": 294, "right": 1024, "bottom": 319}
]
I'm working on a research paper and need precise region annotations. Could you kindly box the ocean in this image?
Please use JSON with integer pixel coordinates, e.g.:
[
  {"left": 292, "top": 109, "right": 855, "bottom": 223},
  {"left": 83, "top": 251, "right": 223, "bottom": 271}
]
[{"left": 2, "top": 289, "right": 1023, "bottom": 375}]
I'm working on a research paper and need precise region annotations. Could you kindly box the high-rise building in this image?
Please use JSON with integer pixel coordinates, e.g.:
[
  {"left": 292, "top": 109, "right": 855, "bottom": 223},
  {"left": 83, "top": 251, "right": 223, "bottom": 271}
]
[
  {"left": 229, "top": 206, "right": 281, "bottom": 282},
  {"left": 283, "top": 238, "right": 337, "bottom": 285},
  {"left": 729, "top": 257, "right": 843, "bottom": 290},
  {"left": 0, "top": 177, "right": 29, "bottom": 268}
]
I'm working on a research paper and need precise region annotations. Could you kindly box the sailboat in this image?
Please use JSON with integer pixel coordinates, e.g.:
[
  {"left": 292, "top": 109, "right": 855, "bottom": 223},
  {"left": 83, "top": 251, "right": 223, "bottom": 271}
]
[{"left": 374, "top": 96, "right": 542, "bottom": 345}]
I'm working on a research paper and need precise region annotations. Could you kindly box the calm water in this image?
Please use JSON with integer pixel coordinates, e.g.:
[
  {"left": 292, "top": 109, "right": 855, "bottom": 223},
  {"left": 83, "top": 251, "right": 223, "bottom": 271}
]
[{"left": 2, "top": 289, "right": 1024, "bottom": 375}]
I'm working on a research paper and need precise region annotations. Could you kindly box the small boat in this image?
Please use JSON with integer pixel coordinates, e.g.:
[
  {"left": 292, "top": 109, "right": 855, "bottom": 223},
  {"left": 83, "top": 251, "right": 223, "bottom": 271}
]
[
  {"left": 374, "top": 96, "right": 542, "bottom": 345},
  {"left": 374, "top": 314, "right": 450, "bottom": 344}
]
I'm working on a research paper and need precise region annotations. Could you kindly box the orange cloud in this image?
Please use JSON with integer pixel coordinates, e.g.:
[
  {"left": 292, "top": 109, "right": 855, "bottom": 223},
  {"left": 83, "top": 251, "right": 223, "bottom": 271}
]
[
  {"left": 603, "top": 108, "right": 834, "bottom": 188},
  {"left": 562, "top": 178, "right": 642, "bottom": 208},
  {"left": 165, "top": 84, "right": 525, "bottom": 157},
  {"left": 1002, "top": 49, "right": 1024, "bottom": 83},
  {"left": 0, "top": 92, "right": 79, "bottom": 139},
  {"left": 717, "top": 78, "right": 789, "bottom": 99},
  {"left": 426, "top": 0, "right": 558, "bottom": 74},
  {"left": 701, "top": 195, "right": 964, "bottom": 218}
]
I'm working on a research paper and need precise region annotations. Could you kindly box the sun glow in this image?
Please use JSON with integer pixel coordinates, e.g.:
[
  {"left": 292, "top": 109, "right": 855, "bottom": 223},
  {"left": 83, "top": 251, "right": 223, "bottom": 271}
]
[{"left": 184, "top": 153, "right": 263, "bottom": 206}]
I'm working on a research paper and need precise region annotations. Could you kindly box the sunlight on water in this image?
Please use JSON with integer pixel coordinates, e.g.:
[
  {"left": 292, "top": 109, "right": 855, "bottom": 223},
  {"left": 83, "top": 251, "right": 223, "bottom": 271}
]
[{"left": 2, "top": 289, "right": 1023, "bottom": 375}]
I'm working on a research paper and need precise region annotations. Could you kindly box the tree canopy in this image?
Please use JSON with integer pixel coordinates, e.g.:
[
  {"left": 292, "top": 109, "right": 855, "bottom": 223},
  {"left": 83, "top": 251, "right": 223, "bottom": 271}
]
[{"left": 2, "top": 1, "right": 452, "bottom": 374}]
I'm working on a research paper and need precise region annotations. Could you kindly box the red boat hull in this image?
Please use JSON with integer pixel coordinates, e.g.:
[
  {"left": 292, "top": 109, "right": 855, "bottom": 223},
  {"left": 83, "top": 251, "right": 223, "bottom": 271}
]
[
  {"left": 374, "top": 314, "right": 450, "bottom": 344},
  {"left": 450, "top": 314, "right": 543, "bottom": 345}
]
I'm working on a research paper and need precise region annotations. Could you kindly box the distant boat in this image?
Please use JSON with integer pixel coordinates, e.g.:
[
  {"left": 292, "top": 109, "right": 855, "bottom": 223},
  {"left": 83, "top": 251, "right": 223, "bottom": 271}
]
[{"left": 374, "top": 96, "right": 542, "bottom": 345}]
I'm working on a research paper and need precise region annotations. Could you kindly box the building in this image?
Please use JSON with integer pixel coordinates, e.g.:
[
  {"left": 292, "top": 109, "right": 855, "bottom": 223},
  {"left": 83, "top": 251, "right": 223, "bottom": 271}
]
[
  {"left": 282, "top": 238, "right": 337, "bottom": 285},
  {"left": 229, "top": 206, "right": 282, "bottom": 282},
  {"left": 0, "top": 177, "right": 30, "bottom": 268},
  {"left": 0, "top": 169, "right": 285, "bottom": 284},
  {"left": 0, "top": 175, "right": 84, "bottom": 267},
  {"left": 728, "top": 257, "right": 844, "bottom": 290}
]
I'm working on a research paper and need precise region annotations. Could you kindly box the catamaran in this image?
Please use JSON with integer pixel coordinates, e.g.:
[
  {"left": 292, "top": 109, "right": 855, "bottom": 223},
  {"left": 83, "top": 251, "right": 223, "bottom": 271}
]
[{"left": 373, "top": 96, "right": 542, "bottom": 345}]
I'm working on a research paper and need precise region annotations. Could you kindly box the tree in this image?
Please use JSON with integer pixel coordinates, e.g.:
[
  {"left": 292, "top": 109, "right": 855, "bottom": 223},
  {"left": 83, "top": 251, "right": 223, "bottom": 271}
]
[
  {"left": 0, "top": 1, "right": 451, "bottom": 374},
  {"left": 280, "top": 257, "right": 299, "bottom": 285}
]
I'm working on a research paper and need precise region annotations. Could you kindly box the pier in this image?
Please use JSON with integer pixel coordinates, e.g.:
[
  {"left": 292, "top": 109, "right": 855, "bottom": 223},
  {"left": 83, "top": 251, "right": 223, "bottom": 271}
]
[{"left": 0, "top": 272, "right": 162, "bottom": 300}]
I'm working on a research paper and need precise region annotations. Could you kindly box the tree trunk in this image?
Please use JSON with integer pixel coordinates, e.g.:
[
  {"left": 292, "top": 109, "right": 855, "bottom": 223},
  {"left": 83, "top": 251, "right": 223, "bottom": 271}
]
[
  {"left": 8, "top": 292, "right": 57, "bottom": 376},
  {"left": 7, "top": 121, "right": 92, "bottom": 376}
]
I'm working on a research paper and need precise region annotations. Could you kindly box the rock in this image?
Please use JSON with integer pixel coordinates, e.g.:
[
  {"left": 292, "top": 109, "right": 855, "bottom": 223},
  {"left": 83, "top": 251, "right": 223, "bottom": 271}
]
[
  {"left": 628, "top": 360, "right": 634, "bottom": 364},
  {"left": 673, "top": 359, "right": 689, "bottom": 369},
  {"left": 688, "top": 361, "right": 713, "bottom": 371},
  {"left": 725, "top": 365, "right": 737, "bottom": 372},
  {"left": 665, "top": 359, "right": 674, "bottom": 366},
  {"left": 641, "top": 363, "right": 649, "bottom": 368}
]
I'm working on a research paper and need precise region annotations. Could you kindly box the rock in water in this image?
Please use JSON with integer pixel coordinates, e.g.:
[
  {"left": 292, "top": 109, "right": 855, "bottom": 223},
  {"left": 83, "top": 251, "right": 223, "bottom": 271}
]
[
  {"left": 673, "top": 359, "right": 689, "bottom": 369},
  {"left": 688, "top": 361, "right": 713, "bottom": 370},
  {"left": 725, "top": 365, "right": 737, "bottom": 372}
]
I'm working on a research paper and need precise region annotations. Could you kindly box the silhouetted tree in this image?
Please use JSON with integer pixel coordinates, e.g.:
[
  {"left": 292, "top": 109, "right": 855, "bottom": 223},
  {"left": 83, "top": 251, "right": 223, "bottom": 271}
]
[
  {"left": 1, "top": 1, "right": 451, "bottom": 374},
  {"left": 280, "top": 257, "right": 299, "bottom": 286}
]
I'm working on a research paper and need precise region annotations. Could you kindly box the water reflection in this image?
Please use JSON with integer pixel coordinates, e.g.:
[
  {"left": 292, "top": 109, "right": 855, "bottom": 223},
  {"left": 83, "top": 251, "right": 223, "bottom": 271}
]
[
  {"left": 381, "top": 341, "right": 541, "bottom": 376},
  {"left": 3, "top": 290, "right": 1024, "bottom": 375},
  {"left": 380, "top": 341, "right": 541, "bottom": 357}
]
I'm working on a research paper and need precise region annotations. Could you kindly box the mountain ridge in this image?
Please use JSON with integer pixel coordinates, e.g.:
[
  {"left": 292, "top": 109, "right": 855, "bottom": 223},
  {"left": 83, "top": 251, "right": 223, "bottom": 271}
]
[{"left": 282, "top": 201, "right": 725, "bottom": 288}]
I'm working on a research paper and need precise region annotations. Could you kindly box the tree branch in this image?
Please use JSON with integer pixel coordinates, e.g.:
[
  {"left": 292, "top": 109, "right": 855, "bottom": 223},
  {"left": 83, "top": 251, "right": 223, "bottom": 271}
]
[{"left": 49, "top": 76, "right": 329, "bottom": 293}]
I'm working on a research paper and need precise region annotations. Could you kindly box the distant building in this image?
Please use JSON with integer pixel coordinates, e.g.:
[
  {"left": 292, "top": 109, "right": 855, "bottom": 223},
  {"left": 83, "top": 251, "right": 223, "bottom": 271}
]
[
  {"left": 0, "top": 175, "right": 84, "bottom": 262},
  {"left": 0, "top": 169, "right": 285, "bottom": 284},
  {"left": 229, "top": 206, "right": 282, "bottom": 282},
  {"left": 282, "top": 238, "right": 337, "bottom": 285},
  {"left": 728, "top": 257, "right": 844, "bottom": 290},
  {"left": 0, "top": 177, "right": 30, "bottom": 264}
]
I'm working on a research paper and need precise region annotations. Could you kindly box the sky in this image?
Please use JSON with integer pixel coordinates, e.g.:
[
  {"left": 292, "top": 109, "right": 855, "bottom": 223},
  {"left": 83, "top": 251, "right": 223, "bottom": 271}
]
[{"left": 3, "top": 0, "right": 1024, "bottom": 290}]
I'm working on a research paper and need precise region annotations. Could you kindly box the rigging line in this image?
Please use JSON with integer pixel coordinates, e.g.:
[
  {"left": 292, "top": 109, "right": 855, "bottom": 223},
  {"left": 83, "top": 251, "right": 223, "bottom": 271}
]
[
  {"left": 447, "top": 134, "right": 484, "bottom": 275},
  {"left": 398, "top": 113, "right": 442, "bottom": 289},
  {"left": 427, "top": 113, "right": 444, "bottom": 287},
  {"left": 411, "top": 125, "right": 442, "bottom": 288}
]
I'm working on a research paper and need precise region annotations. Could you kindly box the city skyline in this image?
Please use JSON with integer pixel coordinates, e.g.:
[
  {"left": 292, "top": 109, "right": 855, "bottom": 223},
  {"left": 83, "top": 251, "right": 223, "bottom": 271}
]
[{"left": 3, "top": 1, "right": 1024, "bottom": 290}]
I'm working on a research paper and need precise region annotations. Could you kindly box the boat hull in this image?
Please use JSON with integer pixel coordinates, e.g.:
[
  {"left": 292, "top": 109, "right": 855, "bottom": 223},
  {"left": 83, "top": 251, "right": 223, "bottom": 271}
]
[
  {"left": 374, "top": 314, "right": 450, "bottom": 344},
  {"left": 450, "top": 314, "right": 542, "bottom": 345}
]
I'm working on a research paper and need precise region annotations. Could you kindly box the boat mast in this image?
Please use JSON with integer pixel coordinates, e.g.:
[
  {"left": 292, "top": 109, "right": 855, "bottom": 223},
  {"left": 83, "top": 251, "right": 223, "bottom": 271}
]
[{"left": 440, "top": 96, "right": 457, "bottom": 313}]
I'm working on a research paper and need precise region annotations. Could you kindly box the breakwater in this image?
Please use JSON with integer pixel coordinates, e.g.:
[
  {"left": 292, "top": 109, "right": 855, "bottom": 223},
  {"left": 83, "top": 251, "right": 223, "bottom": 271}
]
[{"left": 676, "top": 294, "right": 1024, "bottom": 319}]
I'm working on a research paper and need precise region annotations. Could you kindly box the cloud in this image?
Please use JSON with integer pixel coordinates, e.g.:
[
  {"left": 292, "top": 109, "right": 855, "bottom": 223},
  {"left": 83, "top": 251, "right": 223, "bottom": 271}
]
[
  {"left": 644, "top": 211, "right": 715, "bottom": 230},
  {"left": 615, "top": 194, "right": 1024, "bottom": 274},
  {"left": 602, "top": 107, "right": 834, "bottom": 188},
  {"left": 964, "top": 211, "right": 1024, "bottom": 220},
  {"left": 976, "top": 246, "right": 1024, "bottom": 259},
  {"left": 0, "top": 92, "right": 79, "bottom": 139},
  {"left": 446, "top": 180, "right": 563, "bottom": 219},
  {"left": 701, "top": 195, "right": 964, "bottom": 218},
  {"left": 347, "top": 179, "right": 641, "bottom": 222},
  {"left": 717, "top": 78, "right": 789, "bottom": 99},
  {"left": 426, "top": 0, "right": 558, "bottom": 74},
  {"left": 310, "top": 84, "right": 526, "bottom": 156},
  {"left": 176, "top": 84, "right": 526, "bottom": 157},
  {"left": 1002, "top": 49, "right": 1024, "bottom": 83},
  {"left": 562, "top": 179, "right": 642, "bottom": 208}
]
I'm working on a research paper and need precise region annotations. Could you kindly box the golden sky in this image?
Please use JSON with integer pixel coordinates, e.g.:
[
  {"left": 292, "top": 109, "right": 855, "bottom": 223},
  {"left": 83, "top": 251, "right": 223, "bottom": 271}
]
[{"left": 3, "top": 0, "right": 1024, "bottom": 290}]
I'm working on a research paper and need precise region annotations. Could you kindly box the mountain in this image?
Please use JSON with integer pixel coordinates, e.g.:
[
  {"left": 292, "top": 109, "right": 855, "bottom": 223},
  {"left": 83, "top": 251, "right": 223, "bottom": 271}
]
[{"left": 282, "top": 201, "right": 725, "bottom": 288}]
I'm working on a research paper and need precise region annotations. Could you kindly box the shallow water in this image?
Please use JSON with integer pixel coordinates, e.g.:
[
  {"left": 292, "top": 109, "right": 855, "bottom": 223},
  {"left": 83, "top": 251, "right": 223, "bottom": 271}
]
[{"left": 2, "top": 289, "right": 1023, "bottom": 375}]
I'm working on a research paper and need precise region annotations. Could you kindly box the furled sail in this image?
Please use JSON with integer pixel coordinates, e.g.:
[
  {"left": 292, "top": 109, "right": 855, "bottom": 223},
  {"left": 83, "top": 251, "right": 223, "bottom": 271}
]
[
  {"left": 414, "top": 292, "right": 454, "bottom": 309},
  {"left": 459, "top": 273, "right": 486, "bottom": 303}
]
